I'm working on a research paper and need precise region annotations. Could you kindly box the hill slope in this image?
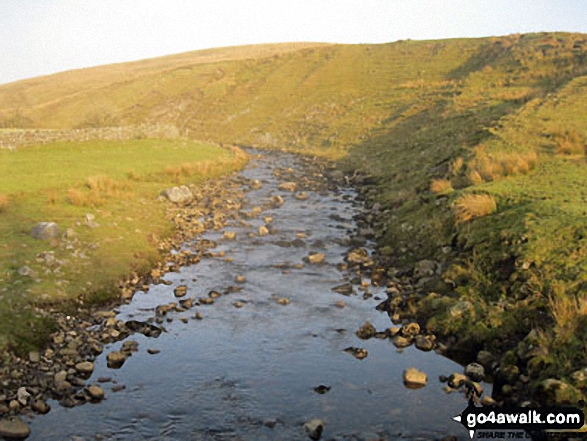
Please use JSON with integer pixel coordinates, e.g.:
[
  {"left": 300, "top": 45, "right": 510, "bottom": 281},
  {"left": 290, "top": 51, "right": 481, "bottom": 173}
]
[{"left": 2, "top": 33, "right": 587, "bottom": 406}]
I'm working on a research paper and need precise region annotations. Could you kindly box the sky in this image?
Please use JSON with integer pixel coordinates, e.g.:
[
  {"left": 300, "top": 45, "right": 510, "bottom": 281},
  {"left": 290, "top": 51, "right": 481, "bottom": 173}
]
[{"left": 1, "top": 0, "right": 587, "bottom": 85}]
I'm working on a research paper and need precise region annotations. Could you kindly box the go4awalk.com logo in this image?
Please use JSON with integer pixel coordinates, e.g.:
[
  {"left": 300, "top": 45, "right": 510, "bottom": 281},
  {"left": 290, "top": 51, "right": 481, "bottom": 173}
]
[{"left": 452, "top": 403, "right": 585, "bottom": 438}]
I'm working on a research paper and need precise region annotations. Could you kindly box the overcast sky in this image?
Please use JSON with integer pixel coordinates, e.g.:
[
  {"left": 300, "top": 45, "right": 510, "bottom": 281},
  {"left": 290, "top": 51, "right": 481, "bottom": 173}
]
[{"left": 1, "top": 0, "right": 586, "bottom": 85}]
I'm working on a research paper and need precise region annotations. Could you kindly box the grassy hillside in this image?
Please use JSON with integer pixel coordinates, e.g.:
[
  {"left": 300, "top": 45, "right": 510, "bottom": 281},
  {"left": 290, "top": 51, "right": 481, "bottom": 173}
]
[
  {"left": 0, "top": 139, "right": 246, "bottom": 352},
  {"left": 2, "top": 32, "right": 587, "bottom": 403}
]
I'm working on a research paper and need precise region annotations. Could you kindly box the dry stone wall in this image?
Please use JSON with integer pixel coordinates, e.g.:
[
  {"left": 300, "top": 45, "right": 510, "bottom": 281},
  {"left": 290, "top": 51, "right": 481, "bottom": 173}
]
[{"left": 0, "top": 124, "right": 180, "bottom": 150}]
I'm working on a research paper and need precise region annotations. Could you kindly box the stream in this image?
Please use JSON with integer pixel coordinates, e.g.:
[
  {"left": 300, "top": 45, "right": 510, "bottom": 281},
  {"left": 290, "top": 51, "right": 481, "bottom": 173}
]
[{"left": 27, "top": 151, "right": 483, "bottom": 440}]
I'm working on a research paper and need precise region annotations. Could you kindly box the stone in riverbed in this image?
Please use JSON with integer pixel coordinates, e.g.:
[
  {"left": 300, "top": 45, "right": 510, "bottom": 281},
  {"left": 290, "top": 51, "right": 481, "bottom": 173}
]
[
  {"left": 403, "top": 367, "right": 427, "bottom": 388},
  {"left": 269, "top": 195, "right": 284, "bottom": 207},
  {"left": 276, "top": 297, "right": 290, "bottom": 305},
  {"left": 198, "top": 297, "right": 214, "bottom": 305},
  {"left": 355, "top": 321, "right": 376, "bottom": 339},
  {"left": 465, "top": 362, "right": 485, "bottom": 382},
  {"left": 307, "top": 252, "right": 325, "bottom": 264},
  {"left": 304, "top": 419, "right": 324, "bottom": 440},
  {"left": 278, "top": 182, "right": 297, "bottom": 192},
  {"left": 258, "top": 225, "right": 269, "bottom": 236},
  {"left": 161, "top": 186, "right": 193, "bottom": 204},
  {"left": 448, "top": 373, "right": 467, "bottom": 389},
  {"left": 393, "top": 336, "right": 412, "bottom": 348},
  {"left": 222, "top": 231, "right": 236, "bottom": 241},
  {"left": 0, "top": 417, "right": 31, "bottom": 439},
  {"left": 31, "top": 400, "right": 50, "bottom": 414},
  {"left": 54, "top": 371, "right": 68, "bottom": 383},
  {"left": 415, "top": 335, "right": 434, "bottom": 351},
  {"left": 174, "top": 285, "right": 188, "bottom": 297},
  {"left": 86, "top": 385, "right": 105, "bottom": 401},
  {"left": 16, "top": 388, "right": 30, "bottom": 406},
  {"left": 344, "top": 347, "right": 368, "bottom": 360},
  {"left": 75, "top": 361, "right": 94, "bottom": 376},
  {"left": 179, "top": 298, "right": 194, "bottom": 309},
  {"left": 331, "top": 283, "right": 353, "bottom": 296},
  {"left": 250, "top": 179, "right": 263, "bottom": 190},
  {"left": 106, "top": 351, "right": 127, "bottom": 369},
  {"left": 400, "top": 322, "right": 420, "bottom": 337}
]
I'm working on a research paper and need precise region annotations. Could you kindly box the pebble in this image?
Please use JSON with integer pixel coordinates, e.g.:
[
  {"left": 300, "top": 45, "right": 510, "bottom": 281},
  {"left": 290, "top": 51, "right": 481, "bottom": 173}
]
[
  {"left": 465, "top": 362, "right": 485, "bottom": 382},
  {"left": 304, "top": 419, "right": 324, "bottom": 440},
  {"left": 414, "top": 335, "right": 434, "bottom": 351},
  {"left": 344, "top": 347, "right": 368, "bottom": 360},
  {"left": 355, "top": 321, "right": 377, "bottom": 339},
  {"left": 75, "top": 361, "right": 94, "bottom": 375},
  {"left": 174, "top": 285, "right": 188, "bottom": 298},
  {"left": 147, "top": 349, "right": 160, "bottom": 355},
  {"left": 0, "top": 417, "right": 31, "bottom": 440},
  {"left": 403, "top": 367, "right": 427, "bottom": 388},
  {"left": 31, "top": 400, "right": 50, "bottom": 414},
  {"left": 234, "top": 301, "right": 244, "bottom": 308},
  {"left": 222, "top": 231, "right": 236, "bottom": 240},
  {"left": 86, "top": 385, "right": 105, "bottom": 401},
  {"left": 393, "top": 336, "right": 412, "bottom": 348},
  {"left": 307, "top": 252, "right": 325, "bottom": 264},
  {"left": 106, "top": 351, "right": 127, "bottom": 369}
]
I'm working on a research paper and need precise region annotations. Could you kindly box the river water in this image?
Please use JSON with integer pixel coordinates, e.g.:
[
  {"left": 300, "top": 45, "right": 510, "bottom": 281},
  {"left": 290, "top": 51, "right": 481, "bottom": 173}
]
[{"left": 27, "top": 152, "right": 480, "bottom": 440}]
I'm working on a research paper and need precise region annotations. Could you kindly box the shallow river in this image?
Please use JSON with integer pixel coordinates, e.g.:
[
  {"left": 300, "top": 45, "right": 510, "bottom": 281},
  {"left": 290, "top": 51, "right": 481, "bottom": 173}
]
[{"left": 28, "top": 152, "right": 481, "bottom": 440}]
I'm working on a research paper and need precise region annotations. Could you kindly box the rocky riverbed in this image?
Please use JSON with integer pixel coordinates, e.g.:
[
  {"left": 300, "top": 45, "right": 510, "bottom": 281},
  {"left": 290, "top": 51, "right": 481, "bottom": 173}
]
[{"left": 1, "top": 150, "right": 491, "bottom": 440}]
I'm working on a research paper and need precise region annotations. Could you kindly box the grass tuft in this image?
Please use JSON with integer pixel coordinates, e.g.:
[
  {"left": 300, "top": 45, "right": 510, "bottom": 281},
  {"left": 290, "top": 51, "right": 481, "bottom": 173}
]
[
  {"left": 549, "top": 286, "right": 587, "bottom": 343},
  {"left": 430, "top": 178, "right": 454, "bottom": 194},
  {"left": 0, "top": 193, "right": 8, "bottom": 213},
  {"left": 555, "top": 130, "right": 584, "bottom": 156},
  {"left": 453, "top": 193, "right": 497, "bottom": 224}
]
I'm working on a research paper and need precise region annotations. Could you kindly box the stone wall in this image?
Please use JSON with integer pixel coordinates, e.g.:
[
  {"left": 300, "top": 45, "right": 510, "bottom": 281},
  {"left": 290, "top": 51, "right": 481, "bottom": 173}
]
[{"left": 0, "top": 124, "right": 180, "bottom": 150}]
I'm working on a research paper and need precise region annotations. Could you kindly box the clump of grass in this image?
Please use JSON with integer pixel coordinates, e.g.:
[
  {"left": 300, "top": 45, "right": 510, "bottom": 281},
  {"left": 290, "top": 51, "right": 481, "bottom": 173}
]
[
  {"left": 548, "top": 285, "right": 587, "bottom": 343},
  {"left": 46, "top": 190, "right": 57, "bottom": 205},
  {"left": 0, "top": 194, "right": 9, "bottom": 213},
  {"left": 467, "top": 147, "right": 539, "bottom": 183},
  {"left": 467, "top": 170, "right": 484, "bottom": 185},
  {"left": 86, "top": 175, "right": 127, "bottom": 194},
  {"left": 453, "top": 193, "right": 497, "bottom": 224},
  {"left": 67, "top": 188, "right": 89, "bottom": 206},
  {"left": 430, "top": 178, "right": 454, "bottom": 194},
  {"left": 449, "top": 157, "right": 464, "bottom": 176},
  {"left": 555, "top": 130, "right": 584, "bottom": 156},
  {"left": 126, "top": 169, "right": 140, "bottom": 181}
]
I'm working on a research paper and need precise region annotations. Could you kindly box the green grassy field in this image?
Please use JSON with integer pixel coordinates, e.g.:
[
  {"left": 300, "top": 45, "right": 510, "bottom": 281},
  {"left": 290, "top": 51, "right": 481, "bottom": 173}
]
[
  {"left": 1, "top": 32, "right": 587, "bottom": 402},
  {"left": 0, "top": 139, "right": 246, "bottom": 352}
]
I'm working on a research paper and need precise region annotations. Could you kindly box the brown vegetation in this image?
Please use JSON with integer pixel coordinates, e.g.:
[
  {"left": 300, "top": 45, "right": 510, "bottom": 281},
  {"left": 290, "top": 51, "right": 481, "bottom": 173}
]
[
  {"left": 0, "top": 194, "right": 8, "bottom": 213},
  {"left": 467, "top": 147, "right": 538, "bottom": 183},
  {"left": 453, "top": 193, "right": 497, "bottom": 223},
  {"left": 430, "top": 178, "right": 454, "bottom": 194}
]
